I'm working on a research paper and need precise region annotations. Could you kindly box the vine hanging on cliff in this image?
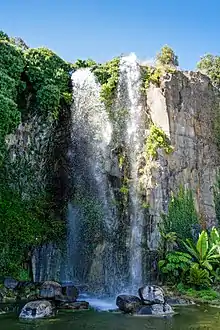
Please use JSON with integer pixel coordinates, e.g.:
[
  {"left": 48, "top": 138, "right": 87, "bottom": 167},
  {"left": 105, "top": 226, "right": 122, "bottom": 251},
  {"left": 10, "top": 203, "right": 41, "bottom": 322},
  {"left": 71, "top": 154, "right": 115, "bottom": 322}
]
[{"left": 146, "top": 124, "right": 174, "bottom": 159}]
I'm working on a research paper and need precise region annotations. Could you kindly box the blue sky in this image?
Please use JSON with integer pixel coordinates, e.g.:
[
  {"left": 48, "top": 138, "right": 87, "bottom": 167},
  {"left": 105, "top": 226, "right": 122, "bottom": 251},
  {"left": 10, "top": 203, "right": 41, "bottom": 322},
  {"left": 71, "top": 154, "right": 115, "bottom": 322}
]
[{"left": 0, "top": 0, "right": 220, "bottom": 69}]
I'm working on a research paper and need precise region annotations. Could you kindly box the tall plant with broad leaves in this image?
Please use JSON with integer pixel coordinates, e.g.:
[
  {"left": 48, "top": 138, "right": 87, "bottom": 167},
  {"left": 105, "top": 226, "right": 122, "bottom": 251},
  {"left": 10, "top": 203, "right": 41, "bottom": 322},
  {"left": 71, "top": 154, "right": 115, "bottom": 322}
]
[{"left": 183, "top": 230, "right": 220, "bottom": 272}]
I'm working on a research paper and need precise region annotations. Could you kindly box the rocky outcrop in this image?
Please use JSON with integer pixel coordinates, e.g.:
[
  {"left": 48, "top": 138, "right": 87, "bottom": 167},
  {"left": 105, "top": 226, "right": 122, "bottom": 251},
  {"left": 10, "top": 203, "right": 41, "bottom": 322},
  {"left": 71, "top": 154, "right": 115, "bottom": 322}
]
[
  {"left": 116, "top": 295, "right": 142, "bottom": 313},
  {"left": 19, "top": 300, "right": 54, "bottom": 319},
  {"left": 138, "top": 285, "right": 165, "bottom": 304},
  {"left": 145, "top": 71, "right": 219, "bottom": 249},
  {"left": 137, "top": 303, "right": 173, "bottom": 315},
  {"left": 116, "top": 285, "right": 173, "bottom": 315},
  {"left": 39, "top": 281, "right": 62, "bottom": 299}
]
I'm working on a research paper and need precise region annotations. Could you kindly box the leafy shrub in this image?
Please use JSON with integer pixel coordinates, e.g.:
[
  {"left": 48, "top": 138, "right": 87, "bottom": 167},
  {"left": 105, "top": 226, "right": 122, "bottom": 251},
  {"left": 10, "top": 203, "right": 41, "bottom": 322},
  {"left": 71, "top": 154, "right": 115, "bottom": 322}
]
[
  {"left": 158, "top": 251, "right": 192, "bottom": 282},
  {"left": 162, "top": 187, "right": 199, "bottom": 241},
  {"left": 197, "top": 54, "right": 220, "bottom": 88},
  {"left": 183, "top": 229, "right": 220, "bottom": 272},
  {"left": 36, "top": 85, "right": 60, "bottom": 119},
  {"left": 93, "top": 57, "right": 120, "bottom": 109},
  {"left": 72, "top": 58, "right": 97, "bottom": 70},
  {"left": 187, "top": 263, "right": 211, "bottom": 288},
  {"left": 146, "top": 124, "right": 174, "bottom": 158},
  {"left": 156, "top": 45, "right": 179, "bottom": 67}
]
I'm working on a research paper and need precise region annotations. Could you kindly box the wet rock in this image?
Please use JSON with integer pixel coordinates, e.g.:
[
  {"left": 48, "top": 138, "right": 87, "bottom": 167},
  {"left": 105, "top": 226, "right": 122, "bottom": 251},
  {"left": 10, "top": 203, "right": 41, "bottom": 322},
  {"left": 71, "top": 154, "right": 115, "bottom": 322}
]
[
  {"left": 137, "top": 303, "right": 174, "bottom": 315},
  {"left": 40, "top": 281, "right": 62, "bottom": 299},
  {"left": 58, "top": 301, "right": 89, "bottom": 310},
  {"left": 61, "top": 284, "right": 79, "bottom": 302},
  {"left": 165, "top": 296, "right": 193, "bottom": 306},
  {"left": 116, "top": 295, "right": 142, "bottom": 313},
  {"left": 138, "top": 285, "right": 164, "bottom": 305},
  {"left": 19, "top": 300, "right": 54, "bottom": 319},
  {"left": 4, "top": 278, "right": 18, "bottom": 290}
]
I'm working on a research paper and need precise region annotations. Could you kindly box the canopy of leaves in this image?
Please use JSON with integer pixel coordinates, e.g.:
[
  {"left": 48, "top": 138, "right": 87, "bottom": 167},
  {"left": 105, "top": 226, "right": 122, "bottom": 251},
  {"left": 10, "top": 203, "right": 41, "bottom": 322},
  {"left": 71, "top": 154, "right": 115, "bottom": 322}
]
[
  {"left": 156, "top": 45, "right": 179, "bottom": 67},
  {"left": 197, "top": 54, "right": 220, "bottom": 88}
]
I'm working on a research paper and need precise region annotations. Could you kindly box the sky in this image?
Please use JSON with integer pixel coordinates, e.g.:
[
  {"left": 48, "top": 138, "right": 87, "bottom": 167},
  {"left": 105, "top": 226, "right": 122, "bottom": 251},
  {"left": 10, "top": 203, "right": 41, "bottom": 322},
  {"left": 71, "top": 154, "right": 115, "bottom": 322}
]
[{"left": 0, "top": 0, "right": 220, "bottom": 70}]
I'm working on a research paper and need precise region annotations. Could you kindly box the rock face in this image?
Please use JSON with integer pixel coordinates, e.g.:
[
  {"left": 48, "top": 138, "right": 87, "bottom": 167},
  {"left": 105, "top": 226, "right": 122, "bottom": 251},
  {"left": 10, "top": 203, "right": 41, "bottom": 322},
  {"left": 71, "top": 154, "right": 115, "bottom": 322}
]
[
  {"left": 116, "top": 295, "right": 142, "bottom": 313},
  {"left": 61, "top": 284, "right": 79, "bottom": 302},
  {"left": 145, "top": 71, "right": 219, "bottom": 249},
  {"left": 137, "top": 303, "right": 173, "bottom": 315},
  {"left": 138, "top": 285, "right": 165, "bottom": 304},
  {"left": 40, "top": 281, "right": 62, "bottom": 299},
  {"left": 4, "top": 54, "right": 220, "bottom": 292},
  {"left": 19, "top": 300, "right": 54, "bottom": 319}
]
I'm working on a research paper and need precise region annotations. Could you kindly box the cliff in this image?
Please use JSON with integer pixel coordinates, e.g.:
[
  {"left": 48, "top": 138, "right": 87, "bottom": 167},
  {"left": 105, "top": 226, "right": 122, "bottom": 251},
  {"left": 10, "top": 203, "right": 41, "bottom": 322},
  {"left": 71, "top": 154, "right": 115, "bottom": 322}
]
[{"left": 0, "top": 35, "right": 220, "bottom": 293}]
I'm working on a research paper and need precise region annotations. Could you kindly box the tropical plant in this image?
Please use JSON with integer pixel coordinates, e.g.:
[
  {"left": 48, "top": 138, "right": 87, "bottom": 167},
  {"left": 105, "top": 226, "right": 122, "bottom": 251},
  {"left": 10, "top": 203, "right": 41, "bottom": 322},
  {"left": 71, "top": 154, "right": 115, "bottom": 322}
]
[
  {"left": 158, "top": 251, "right": 192, "bottom": 282},
  {"left": 187, "top": 263, "right": 211, "bottom": 288},
  {"left": 183, "top": 230, "right": 220, "bottom": 272}
]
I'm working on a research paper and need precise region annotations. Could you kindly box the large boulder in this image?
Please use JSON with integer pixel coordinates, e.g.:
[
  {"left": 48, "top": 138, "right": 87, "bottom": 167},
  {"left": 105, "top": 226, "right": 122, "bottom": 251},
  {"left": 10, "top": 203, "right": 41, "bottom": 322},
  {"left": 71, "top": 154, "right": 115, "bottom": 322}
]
[
  {"left": 4, "top": 278, "right": 18, "bottom": 290},
  {"left": 61, "top": 284, "right": 79, "bottom": 302},
  {"left": 137, "top": 303, "right": 174, "bottom": 315},
  {"left": 138, "top": 285, "right": 165, "bottom": 305},
  {"left": 116, "top": 295, "right": 142, "bottom": 313},
  {"left": 40, "top": 281, "right": 62, "bottom": 299},
  {"left": 19, "top": 300, "right": 54, "bottom": 319}
]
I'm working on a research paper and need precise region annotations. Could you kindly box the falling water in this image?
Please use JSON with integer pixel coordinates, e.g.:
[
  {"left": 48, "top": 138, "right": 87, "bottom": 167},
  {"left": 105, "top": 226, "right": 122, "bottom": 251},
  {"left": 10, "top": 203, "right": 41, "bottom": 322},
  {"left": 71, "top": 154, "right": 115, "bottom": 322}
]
[
  {"left": 118, "top": 54, "right": 146, "bottom": 292},
  {"left": 65, "top": 68, "right": 120, "bottom": 291}
]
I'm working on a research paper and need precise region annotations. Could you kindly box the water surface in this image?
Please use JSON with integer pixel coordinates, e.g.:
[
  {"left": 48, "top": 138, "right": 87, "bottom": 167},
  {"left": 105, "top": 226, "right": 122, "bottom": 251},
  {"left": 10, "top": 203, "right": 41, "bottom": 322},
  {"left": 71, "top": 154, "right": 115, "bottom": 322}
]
[{"left": 1, "top": 304, "right": 220, "bottom": 330}]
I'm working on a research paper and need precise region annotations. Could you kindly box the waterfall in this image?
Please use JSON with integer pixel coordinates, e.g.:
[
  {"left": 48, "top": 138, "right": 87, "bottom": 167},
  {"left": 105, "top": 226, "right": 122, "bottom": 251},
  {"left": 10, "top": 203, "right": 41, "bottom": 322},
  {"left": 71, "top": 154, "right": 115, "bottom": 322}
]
[
  {"left": 33, "top": 56, "right": 147, "bottom": 294},
  {"left": 65, "top": 68, "right": 120, "bottom": 292},
  {"left": 118, "top": 53, "right": 146, "bottom": 292}
]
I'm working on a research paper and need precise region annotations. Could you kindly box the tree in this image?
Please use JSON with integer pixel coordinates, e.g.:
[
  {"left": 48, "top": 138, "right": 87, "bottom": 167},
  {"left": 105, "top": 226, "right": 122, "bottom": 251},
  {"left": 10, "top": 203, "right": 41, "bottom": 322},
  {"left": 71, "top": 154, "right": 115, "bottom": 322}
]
[
  {"left": 197, "top": 54, "right": 220, "bottom": 88},
  {"left": 156, "top": 45, "right": 179, "bottom": 67}
]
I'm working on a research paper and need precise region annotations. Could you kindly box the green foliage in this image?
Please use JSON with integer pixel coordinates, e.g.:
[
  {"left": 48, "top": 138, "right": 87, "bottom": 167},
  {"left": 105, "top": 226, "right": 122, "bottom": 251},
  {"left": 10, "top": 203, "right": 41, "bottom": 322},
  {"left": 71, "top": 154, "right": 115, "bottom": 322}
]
[
  {"left": 24, "top": 47, "right": 71, "bottom": 117},
  {"left": 214, "top": 171, "right": 220, "bottom": 227},
  {"left": 0, "top": 31, "right": 9, "bottom": 41},
  {"left": 0, "top": 186, "right": 65, "bottom": 278},
  {"left": 36, "top": 85, "right": 60, "bottom": 119},
  {"left": 93, "top": 57, "right": 120, "bottom": 109},
  {"left": 0, "top": 39, "right": 25, "bottom": 160},
  {"left": 146, "top": 124, "right": 174, "bottom": 158},
  {"left": 162, "top": 187, "right": 199, "bottom": 241},
  {"left": 158, "top": 251, "right": 192, "bottom": 282},
  {"left": 156, "top": 45, "right": 179, "bottom": 67},
  {"left": 176, "top": 283, "right": 220, "bottom": 301},
  {"left": 159, "top": 227, "right": 220, "bottom": 289},
  {"left": 142, "top": 65, "right": 176, "bottom": 89},
  {"left": 187, "top": 263, "right": 211, "bottom": 287},
  {"left": 197, "top": 54, "right": 220, "bottom": 88},
  {"left": 73, "top": 58, "right": 97, "bottom": 70},
  {"left": 183, "top": 230, "right": 220, "bottom": 272}
]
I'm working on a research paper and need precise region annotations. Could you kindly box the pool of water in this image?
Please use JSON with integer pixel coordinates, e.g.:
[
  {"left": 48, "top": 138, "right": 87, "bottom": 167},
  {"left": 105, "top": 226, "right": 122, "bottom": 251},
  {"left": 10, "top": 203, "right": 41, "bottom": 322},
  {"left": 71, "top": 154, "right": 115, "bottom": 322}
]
[{"left": 1, "top": 301, "right": 220, "bottom": 330}]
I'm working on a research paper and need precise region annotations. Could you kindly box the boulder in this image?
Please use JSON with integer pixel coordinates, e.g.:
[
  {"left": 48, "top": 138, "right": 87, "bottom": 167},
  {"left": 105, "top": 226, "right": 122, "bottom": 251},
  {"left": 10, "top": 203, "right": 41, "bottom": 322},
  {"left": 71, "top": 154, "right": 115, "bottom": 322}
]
[
  {"left": 61, "top": 284, "right": 79, "bottom": 302},
  {"left": 4, "top": 278, "right": 18, "bottom": 290},
  {"left": 58, "top": 301, "right": 89, "bottom": 310},
  {"left": 137, "top": 303, "right": 174, "bottom": 315},
  {"left": 40, "top": 281, "right": 62, "bottom": 299},
  {"left": 19, "top": 300, "right": 54, "bottom": 319},
  {"left": 138, "top": 285, "right": 164, "bottom": 305},
  {"left": 116, "top": 295, "right": 142, "bottom": 313}
]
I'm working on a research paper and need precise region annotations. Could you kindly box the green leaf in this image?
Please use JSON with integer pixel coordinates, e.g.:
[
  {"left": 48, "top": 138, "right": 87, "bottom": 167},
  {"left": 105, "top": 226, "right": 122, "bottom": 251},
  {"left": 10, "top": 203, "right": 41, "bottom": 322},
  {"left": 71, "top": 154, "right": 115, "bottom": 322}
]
[{"left": 196, "top": 231, "right": 208, "bottom": 260}]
